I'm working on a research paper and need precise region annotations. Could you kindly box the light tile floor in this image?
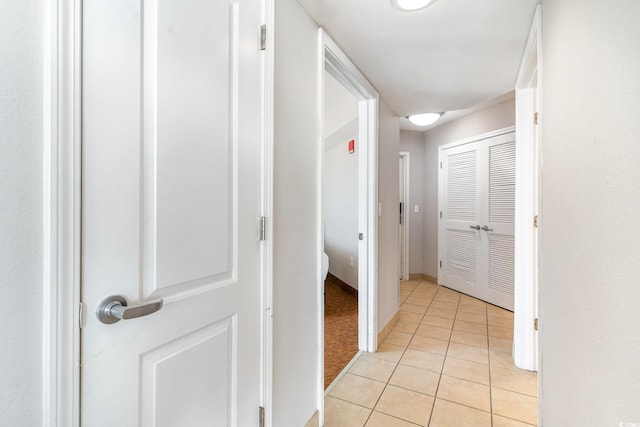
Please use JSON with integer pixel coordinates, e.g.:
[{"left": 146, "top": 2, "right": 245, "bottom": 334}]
[{"left": 325, "top": 279, "right": 538, "bottom": 427}]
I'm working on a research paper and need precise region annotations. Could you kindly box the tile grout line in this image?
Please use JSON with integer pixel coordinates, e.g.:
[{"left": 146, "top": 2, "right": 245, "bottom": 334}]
[{"left": 486, "top": 299, "right": 494, "bottom": 427}]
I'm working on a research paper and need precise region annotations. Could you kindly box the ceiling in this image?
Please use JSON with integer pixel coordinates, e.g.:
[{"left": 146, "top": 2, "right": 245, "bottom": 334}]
[{"left": 296, "top": 0, "right": 539, "bottom": 126}]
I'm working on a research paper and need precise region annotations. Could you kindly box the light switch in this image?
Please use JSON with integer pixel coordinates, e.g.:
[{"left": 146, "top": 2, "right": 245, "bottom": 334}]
[
  {"left": 414, "top": 205, "right": 419, "bottom": 213},
  {"left": 378, "top": 202, "right": 383, "bottom": 217}
]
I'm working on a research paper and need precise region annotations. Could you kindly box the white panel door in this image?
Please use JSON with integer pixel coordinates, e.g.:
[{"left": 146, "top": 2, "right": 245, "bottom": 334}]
[
  {"left": 440, "top": 131, "right": 515, "bottom": 310},
  {"left": 81, "top": 0, "right": 264, "bottom": 425}
]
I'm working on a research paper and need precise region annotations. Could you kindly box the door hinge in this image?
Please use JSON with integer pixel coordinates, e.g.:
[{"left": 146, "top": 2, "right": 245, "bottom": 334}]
[
  {"left": 260, "top": 24, "right": 267, "bottom": 51},
  {"left": 440, "top": 161, "right": 443, "bottom": 169},
  {"left": 79, "top": 302, "right": 85, "bottom": 329},
  {"left": 259, "top": 406, "right": 265, "bottom": 427},
  {"left": 534, "top": 318, "right": 539, "bottom": 331},
  {"left": 439, "top": 260, "right": 442, "bottom": 268},
  {"left": 260, "top": 216, "right": 267, "bottom": 241},
  {"left": 440, "top": 211, "right": 442, "bottom": 219},
  {"left": 533, "top": 215, "right": 539, "bottom": 228},
  {"left": 534, "top": 112, "right": 539, "bottom": 125}
]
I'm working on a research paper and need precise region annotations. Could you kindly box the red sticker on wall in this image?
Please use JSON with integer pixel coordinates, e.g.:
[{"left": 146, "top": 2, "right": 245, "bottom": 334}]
[{"left": 348, "top": 139, "right": 355, "bottom": 154}]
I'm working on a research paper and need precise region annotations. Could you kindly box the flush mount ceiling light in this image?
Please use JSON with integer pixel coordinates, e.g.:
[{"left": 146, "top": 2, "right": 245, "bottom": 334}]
[
  {"left": 391, "top": 0, "right": 437, "bottom": 12},
  {"left": 407, "top": 112, "right": 443, "bottom": 126}
]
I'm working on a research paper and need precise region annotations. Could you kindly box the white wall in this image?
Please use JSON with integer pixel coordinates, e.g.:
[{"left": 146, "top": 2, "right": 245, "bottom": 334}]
[
  {"left": 422, "top": 97, "right": 515, "bottom": 278},
  {"left": 324, "top": 119, "right": 359, "bottom": 288},
  {"left": 273, "top": 0, "right": 321, "bottom": 424},
  {"left": 399, "top": 130, "right": 425, "bottom": 276},
  {"left": 0, "top": 1, "right": 43, "bottom": 425},
  {"left": 541, "top": 0, "right": 640, "bottom": 423},
  {"left": 324, "top": 72, "right": 359, "bottom": 137},
  {"left": 377, "top": 100, "right": 400, "bottom": 333}
]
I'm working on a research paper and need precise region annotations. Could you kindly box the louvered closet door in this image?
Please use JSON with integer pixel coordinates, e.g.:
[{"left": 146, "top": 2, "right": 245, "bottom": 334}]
[
  {"left": 440, "top": 131, "right": 515, "bottom": 310},
  {"left": 441, "top": 142, "right": 482, "bottom": 297},
  {"left": 484, "top": 134, "right": 516, "bottom": 310}
]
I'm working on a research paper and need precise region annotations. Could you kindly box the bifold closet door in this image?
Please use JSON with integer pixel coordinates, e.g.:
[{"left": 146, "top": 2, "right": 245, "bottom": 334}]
[{"left": 440, "top": 131, "right": 515, "bottom": 310}]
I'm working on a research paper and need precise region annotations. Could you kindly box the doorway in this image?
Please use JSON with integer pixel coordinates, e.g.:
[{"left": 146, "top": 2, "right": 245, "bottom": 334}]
[
  {"left": 319, "top": 30, "right": 379, "bottom": 423},
  {"left": 399, "top": 152, "right": 410, "bottom": 280}
]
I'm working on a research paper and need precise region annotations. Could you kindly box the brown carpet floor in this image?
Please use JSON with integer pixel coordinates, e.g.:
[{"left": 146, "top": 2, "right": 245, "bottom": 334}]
[{"left": 324, "top": 274, "right": 358, "bottom": 389}]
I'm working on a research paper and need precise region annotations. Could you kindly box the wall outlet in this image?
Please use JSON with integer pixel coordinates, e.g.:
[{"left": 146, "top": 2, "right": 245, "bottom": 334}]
[{"left": 414, "top": 205, "right": 419, "bottom": 213}]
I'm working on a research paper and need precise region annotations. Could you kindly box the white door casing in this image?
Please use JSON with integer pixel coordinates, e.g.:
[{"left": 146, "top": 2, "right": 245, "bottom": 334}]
[
  {"left": 439, "top": 129, "right": 516, "bottom": 311},
  {"left": 81, "top": 0, "right": 264, "bottom": 425}
]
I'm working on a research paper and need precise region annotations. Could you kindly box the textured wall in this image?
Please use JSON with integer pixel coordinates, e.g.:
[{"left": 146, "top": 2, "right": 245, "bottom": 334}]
[
  {"left": 540, "top": 0, "right": 640, "bottom": 424},
  {"left": 0, "top": 1, "right": 44, "bottom": 425}
]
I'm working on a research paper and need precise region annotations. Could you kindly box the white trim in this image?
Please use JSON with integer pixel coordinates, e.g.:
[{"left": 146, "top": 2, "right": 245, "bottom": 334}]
[
  {"left": 43, "top": 0, "right": 82, "bottom": 426},
  {"left": 260, "top": 0, "right": 275, "bottom": 426},
  {"left": 399, "top": 152, "right": 410, "bottom": 280},
  {"left": 514, "top": 4, "right": 541, "bottom": 374}
]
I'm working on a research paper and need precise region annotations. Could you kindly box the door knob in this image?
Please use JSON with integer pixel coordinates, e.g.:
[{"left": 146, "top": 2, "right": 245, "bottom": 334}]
[
  {"left": 96, "top": 295, "right": 163, "bottom": 324},
  {"left": 469, "top": 225, "right": 481, "bottom": 230},
  {"left": 482, "top": 225, "right": 493, "bottom": 231}
]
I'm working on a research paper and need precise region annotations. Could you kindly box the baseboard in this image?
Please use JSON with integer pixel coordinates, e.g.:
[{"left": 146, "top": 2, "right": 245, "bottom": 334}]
[
  {"left": 376, "top": 311, "right": 400, "bottom": 350},
  {"left": 326, "top": 273, "right": 358, "bottom": 297},
  {"left": 407, "top": 273, "right": 438, "bottom": 284}
]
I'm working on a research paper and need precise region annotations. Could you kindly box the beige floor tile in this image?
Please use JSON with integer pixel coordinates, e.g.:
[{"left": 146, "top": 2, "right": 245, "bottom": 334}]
[
  {"left": 442, "top": 356, "right": 490, "bottom": 385},
  {"left": 489, "top": 325, "right": 514, "bottom": 340},
  {"left": 492, "top": 388, "right": 538, "bottom": 425},
  {"left": 385, "top": 331, "right": 413, "bottom": 347},
  {"left": 329, "top": 373, "right": 385, "bottom": 408},
  {"left": 490, "top": 366, "right": 538, "bottom": 397},
  {"left": 401, "top": 303, "right": 428, "bottom": 315},
  {"left": 365, "top": 411, "right": 421, "bottom": 427},
  {"left": 426, "top": 307, "right": 456, "bottom": 320},
  {"left": 455, "top": 311, "right": 487, "bottom": 324},
  {"left": 421, "top": 315, "right": 454, "bottom": 329},
  {"left": 430, "top": 300, "right": 458, "bottom": 311},
  {"left": 433, "top": 295, "right": 460, "bottom": 304},
  {"left": 375, "top": 385, "right": 434, "bottom": 426},
  {"left": 409, "top": 335, "right": 449, "bottom": 355},
  {"left": 429, "top": 398, "right": 491, "bottom": 427},
  {"left": 415, "top": 324, "right": 452, "bottom": 341},
  {"left": 412, "top": 289, "right": 437, "bottom": 298},
  {"left": 450, "top": 330, "right": 489, "bottom": 348},
  {"left": 459, "top": 296, "right": 486, "bottom": 306},
  {"left": 453, "top": 320, "right": 488, "bottom": 335},
  {"left": 324, "top": 396, "right": 371, "bottom": 427},
  {"left": 349, "top": 354, "right": 398, "bottom": 383},
  {"left": 304, "top": 410, "right": 320, "bottom": 427},
  {"left": 389, "top": 364, "right": 440, "bottom": 396},
  {"left": 400, "top": 281, "right": 419, "bottom": 291},
  {"left": 447, "top": 342, "right": 489, "bottom": 365},
  {"left": 436, "top": 375, "right": 491, "bottom": 412},
  {"left": 489, "top": 336, "right": 513, "bottom": 353},
  {"left": 457, "top": 304, "right": 487, "bottom": 315},
  {"left": 489, "top": 349, "right": 516, "bottom": 369},
  {"left": 492, "top": 414, "right": 536, "bottom": 426},
  {"left": 488, "top": 316, "right": 514, "bottom": 329},
  {"left": 392, "top": 321, "right": 420, "bottom": 335},
  {"left": 398, "top": 311, "right": 424, "bottom": 324},
  {"left": 487, "top": 305, "right": 514, "bottom": 319},
  {"left": 405, "top": 297, "right": 431, "bottom": 307},
  {"left": 399, "top": 349, "right": 445, "bottom": 373},
  {"left": 373, "top": 342, "right": 406, "bottom": 363}
]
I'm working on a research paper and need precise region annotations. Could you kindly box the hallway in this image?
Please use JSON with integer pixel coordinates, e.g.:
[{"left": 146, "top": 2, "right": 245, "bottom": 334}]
[{"left": 324, "top": 280, "right": 537, "bottom": 426}]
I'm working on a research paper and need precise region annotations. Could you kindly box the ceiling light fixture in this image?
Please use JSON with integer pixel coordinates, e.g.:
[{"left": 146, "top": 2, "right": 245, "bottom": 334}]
[
  {"left": 407, "top": 112, "right": 443, "bottom": 126},
  {"left": 391, "top": 0, "right": 437, "bottom": 12}
]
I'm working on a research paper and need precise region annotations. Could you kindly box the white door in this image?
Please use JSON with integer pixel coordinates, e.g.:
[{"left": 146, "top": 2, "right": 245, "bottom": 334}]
[
  {"left": 440, "top": 131, "right": 515, "bottom": 310},
  {"left": 81, "top": 0, "right": 264, "bottom": 425}
]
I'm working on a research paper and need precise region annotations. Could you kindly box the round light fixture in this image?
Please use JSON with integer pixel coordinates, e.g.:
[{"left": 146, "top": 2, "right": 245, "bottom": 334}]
[
  {"left": 407, "top": 112, "right": 443, "bottom": 126},
  {"left": 391, "top": 0, "right": 437, "bottom": 12}
]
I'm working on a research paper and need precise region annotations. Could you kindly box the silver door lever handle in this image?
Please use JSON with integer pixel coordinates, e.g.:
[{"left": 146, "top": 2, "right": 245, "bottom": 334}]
[
  {"left": 482, "top": 225, "right": 493, "bottom": 231},
  {"left": 97, "top": 295, "right": 163, "bottom": 324},
  {"left": 469, "top": 225, "right": 481, "bottom": 230}
]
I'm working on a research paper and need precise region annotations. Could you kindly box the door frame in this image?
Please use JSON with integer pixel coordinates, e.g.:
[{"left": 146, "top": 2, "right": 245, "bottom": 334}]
[
  {"left": 513, "top": 4, "right": 541, "bottom": 373},
  {"left": 399, "top": 152, "right": 410, "bottom": 280},
  {"left": 43, "top": 0, "right": 275, "bottom": 425},
  {"left": 321, "top": 30, "right": 379, "bottom": 354}
]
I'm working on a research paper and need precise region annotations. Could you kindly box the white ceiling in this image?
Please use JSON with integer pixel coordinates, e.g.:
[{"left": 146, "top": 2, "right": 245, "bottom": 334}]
[{"left": 297, "top": 0, "right": 539, "bottom": 122}]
